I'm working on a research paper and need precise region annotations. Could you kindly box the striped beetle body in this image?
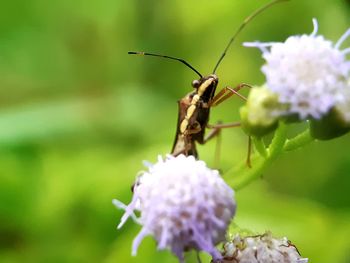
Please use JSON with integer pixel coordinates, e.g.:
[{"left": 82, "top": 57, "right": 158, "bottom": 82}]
[{"left": 172, "top": 75, "right": 218, "bottom": 157}]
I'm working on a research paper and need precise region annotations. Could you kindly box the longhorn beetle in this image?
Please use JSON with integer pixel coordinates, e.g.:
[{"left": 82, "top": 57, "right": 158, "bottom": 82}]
[{"left": 129, "top": 0, "right": 288, "bottom": 166}]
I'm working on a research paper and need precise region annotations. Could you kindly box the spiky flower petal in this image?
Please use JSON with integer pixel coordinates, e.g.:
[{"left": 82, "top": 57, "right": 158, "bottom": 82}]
[{"left": 113, "top": 155, "right": 236, "bottom": 262}]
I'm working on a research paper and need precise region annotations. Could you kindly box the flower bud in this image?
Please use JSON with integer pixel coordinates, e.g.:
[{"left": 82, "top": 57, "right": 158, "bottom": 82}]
[{"left": 240, "top": 86, "right": 280, "bottom": 137}]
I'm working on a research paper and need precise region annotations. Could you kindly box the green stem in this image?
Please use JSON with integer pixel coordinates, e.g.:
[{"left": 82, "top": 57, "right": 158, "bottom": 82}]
[
  {"left": 268, "top": 121, "right": 288, "bottom": 159},
  {"left": 252, "top": 137, "right": 268, "bottom": 158},
  {"left": 283, "top": 127, "right": 314, "bottom": 151},
  {"left": 225, "top": 122, "right": 287, "bottom": 190}
]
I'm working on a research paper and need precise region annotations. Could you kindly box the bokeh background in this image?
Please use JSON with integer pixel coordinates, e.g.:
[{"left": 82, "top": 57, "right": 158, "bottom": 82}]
[{"left": 0, "top": 0, "right": 350, "bottom": 262}]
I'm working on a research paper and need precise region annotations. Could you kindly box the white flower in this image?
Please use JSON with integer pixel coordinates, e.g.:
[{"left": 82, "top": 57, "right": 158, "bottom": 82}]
[
  {"left": 113, "top": 155, "right": 236, "bottom": 262},
  {"left": 244, "top": 19, "right": 350, "bottom": 120},
  {"left": 220, "top": 232, "right": 308, "bottom": 263}
]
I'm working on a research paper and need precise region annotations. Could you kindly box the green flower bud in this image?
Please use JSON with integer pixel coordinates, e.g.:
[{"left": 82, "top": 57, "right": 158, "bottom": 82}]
[
  {"left": 240, "top": 86, "right": 281, "bottom": 137},
  {"left": 310, "top": 107, "right": 350, "bottom": 140}
]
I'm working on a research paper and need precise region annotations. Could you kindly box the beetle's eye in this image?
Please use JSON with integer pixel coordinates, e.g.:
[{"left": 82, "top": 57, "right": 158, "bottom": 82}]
[{"left": 192, "top": 80, "right": 200, "bottom": 88}]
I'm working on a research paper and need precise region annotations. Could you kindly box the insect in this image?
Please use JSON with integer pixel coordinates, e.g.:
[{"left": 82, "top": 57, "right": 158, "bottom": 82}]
[{"left": 129, "top": 0, "right": 288, "bottom": 166}]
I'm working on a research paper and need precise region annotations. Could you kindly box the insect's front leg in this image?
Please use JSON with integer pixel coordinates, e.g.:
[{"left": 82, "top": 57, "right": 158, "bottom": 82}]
[
  {"left": 210, "top": 83, "right": 252, "bottom": 107},
  {"left": 204, "top": 121, "right": 241, "bottom": 142},
  {"left": 208, "top": 84, "right": 253, "bottom": 167},
  {"left": 197, "top": 121, "right": 242, "bottom": 168},
  {"left": 205, "top": 122, "right": 252, "bottom": 168}
]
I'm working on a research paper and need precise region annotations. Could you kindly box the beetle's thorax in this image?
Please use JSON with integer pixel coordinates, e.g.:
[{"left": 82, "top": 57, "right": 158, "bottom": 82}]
[
  {"left": 196, "top": 74, "right": 218, "bottom": 94},
  {"left": 178, "top": 74, "right": 219, "bottom": 135},
  {"left": 192, "top": 74, "right": 219, "bottom": 103}
]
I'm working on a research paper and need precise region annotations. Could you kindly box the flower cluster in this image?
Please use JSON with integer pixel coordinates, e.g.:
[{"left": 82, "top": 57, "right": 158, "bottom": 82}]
[
  {"left": 242, "top": 19, "right": 350, "bottom": 139},
  {"left": 113, "top": 155, "right": 236, "bottom": 262},
  {"left": 219, "top": 232, "right": 308, "bottom": 263},
  {"left": 112, "top": 16, "right": 348, "bottom": 263}
]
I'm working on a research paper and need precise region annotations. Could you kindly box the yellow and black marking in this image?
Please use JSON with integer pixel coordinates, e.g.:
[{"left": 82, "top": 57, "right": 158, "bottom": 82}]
[
  {"left": 179, "top": 78, "right": 215, "bottom": 134},
  {"left": 172, "top": 75, "right": 218, "bottom": 157}
]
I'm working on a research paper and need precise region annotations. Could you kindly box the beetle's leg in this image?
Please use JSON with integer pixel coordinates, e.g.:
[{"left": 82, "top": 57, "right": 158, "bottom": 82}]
[
  {"left": 186, "top": 121, "right": 202, "bottom": 135},
  {"left": 206, "top": 122, "right": 241, "bottom": 129},
  {"left": 202, "top": 123, "right": 222, "bottom": 168},
  {"left": 210, "top": 83, "right": 252, "bottom": 107},
  {"left": 203, "top": 122, "right": 241, "bottom": 143},
  {"left": 205, "top": 122, "right": 252, "bottom": 168},
  {"left": 208, "top": 83, "right": 253, "bottom": 168},
  {"left": 201, "top": 122, "right": 241, "bottom": 168},
  {"left": 246, "top": 136, "right": 252, "bottom": 168}
]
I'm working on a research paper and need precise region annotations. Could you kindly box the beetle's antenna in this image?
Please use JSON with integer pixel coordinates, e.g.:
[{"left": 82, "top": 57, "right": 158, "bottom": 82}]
[
  {"left": 128, "top": 51, "right": 202, "bottom": 78},
  {"left": 212, "top": 0, "right": 289, "bottom": 74}
]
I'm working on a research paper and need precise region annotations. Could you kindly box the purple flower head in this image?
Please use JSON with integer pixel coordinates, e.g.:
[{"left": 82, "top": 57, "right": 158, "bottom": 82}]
[
  {"left": 244, "top": 19, "right": 350, "bottom": 120},
  {"left": 113, "top": 154, "right": 236, "bottom": 262}
]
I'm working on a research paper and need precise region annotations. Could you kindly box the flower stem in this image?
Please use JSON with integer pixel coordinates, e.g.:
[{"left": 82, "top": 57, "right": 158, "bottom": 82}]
[
  {"left": 268, "top": 121, "right": 288, "bottom": 159},
  {"left": 283, "top": 127, "right": 314, "bottom": 151},
  {"left": 225, "top": 122, "right": 287, "bottom": 190}
]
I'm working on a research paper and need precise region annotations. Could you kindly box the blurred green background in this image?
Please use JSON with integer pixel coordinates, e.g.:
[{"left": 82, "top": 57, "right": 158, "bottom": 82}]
[{"left": 0, "top": 0, "right": 350, "bottom": 262}]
